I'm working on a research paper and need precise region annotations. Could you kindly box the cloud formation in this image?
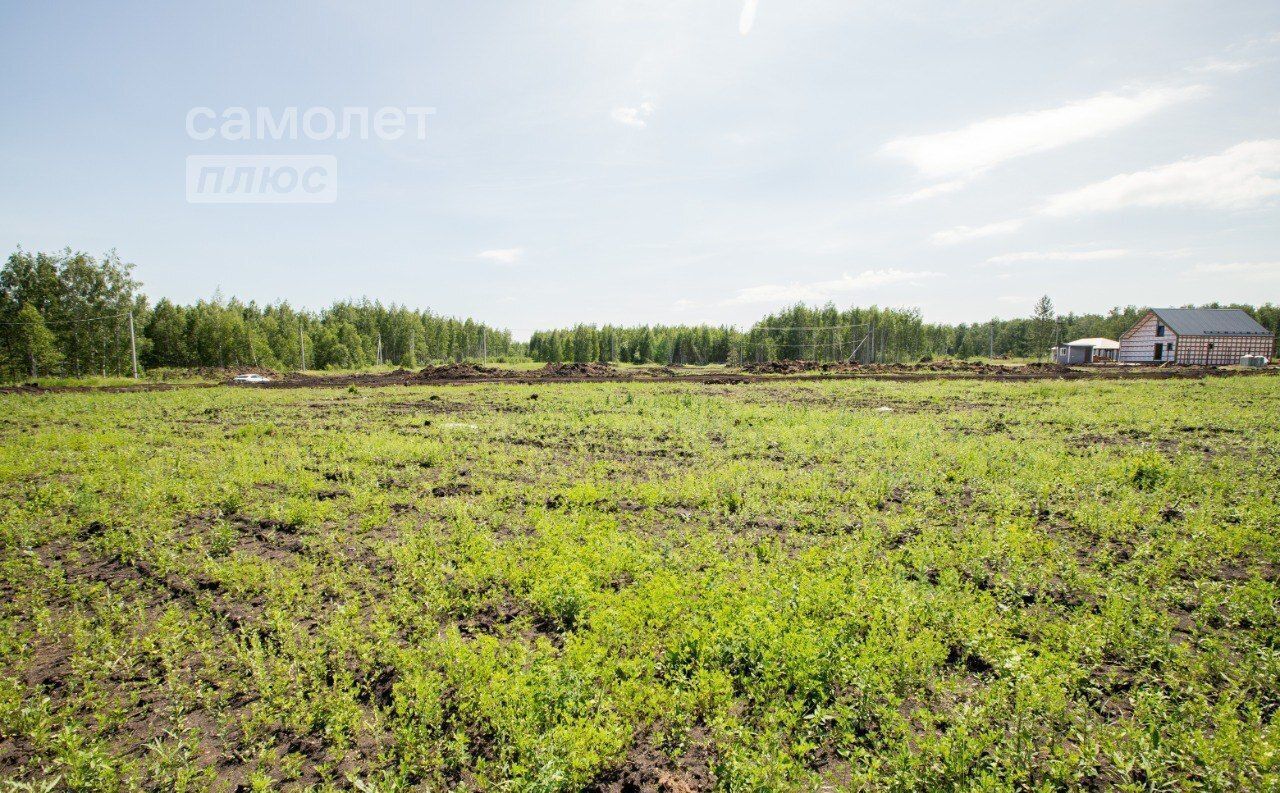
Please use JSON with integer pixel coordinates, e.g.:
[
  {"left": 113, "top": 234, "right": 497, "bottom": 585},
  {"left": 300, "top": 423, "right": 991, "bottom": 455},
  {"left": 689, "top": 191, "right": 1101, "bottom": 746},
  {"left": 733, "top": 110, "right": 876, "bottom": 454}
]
[
  {"left": 477, "top": 248, "right": 524, "bottom": 265},
  {"left": 1186, "top": 261, "right": 1280, "bottom": 279},
  {"left": 881, "top": 85, "right": 1206, "bottom": 183},
  {"left": 985, "top": 248, "right": 1129, "bottom": 265},
  {"left": 612, "top": 101, "right": 655, "bottom": 128},
  {"left": 1042, "top": 140, "right": 1280, "bottom": 215},
  {"left": 932, "top": 140, "right": 1280, "bottom": 244},
  {"left": 893, "top": 180, "right": 966, "bottom": 204},
  {"left": 931, "top": 219, "right": 1024, "bottom": 245},
  {"left": 739, "top": 0, "right": 759, "bottom": 36},
  {"left": 1186, "top": 58, "right": 1261, "bottom": 74},
  {"left": 725, "top": 268, "right": 943, "bottom": 305}
]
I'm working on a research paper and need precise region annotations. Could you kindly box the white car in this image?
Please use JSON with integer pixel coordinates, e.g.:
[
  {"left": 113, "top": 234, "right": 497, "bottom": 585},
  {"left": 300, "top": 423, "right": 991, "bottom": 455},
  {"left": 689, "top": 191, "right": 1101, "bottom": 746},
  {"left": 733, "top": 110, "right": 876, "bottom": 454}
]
[{"left": 232, "top": 373, "right": 271, "bottom": 383}]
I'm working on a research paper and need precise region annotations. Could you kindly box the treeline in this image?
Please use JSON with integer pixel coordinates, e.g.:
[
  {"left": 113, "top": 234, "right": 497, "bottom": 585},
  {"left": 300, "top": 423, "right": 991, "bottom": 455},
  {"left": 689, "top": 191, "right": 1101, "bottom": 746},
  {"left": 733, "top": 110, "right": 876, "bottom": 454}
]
[
  {"left": 925, "top": 301, "right": 1280, "bottom": 360},
  {"left": 0, "top": 249, "right": 517, "bottom": 380},
  {"left": 525, "top": 306, "right": 983, "bottom": 364},
  {"left": 3, "top": 248, "right": 1278, "bottom": 379},
  {"left": 142, "top": 298, "right": 515, "bottom": 370},
  {"left": 0, "top": 249, "right": 145, "bottom": 378},
  {"left": 523, "top": 299, "right": 1280, "bottom": 364},
  {"left": 526, "top": 325, "right": 738, "bottom": 365}
]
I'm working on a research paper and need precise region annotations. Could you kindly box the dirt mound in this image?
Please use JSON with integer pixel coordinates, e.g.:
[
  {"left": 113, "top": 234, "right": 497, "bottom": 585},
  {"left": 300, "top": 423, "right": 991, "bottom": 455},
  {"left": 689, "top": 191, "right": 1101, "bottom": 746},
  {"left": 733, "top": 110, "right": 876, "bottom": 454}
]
[
  {"left": 743, "top": 360, "right": 866, "bottom": 375},
  {"left": 743, "top": 360, "right": 821, "bottom": 374},
  {"left": 538, "top": 362, "right": 619, "bottom": 378},
  {"left": 418, "top": 364, "right": 508, "bottom": 380},
  {"left": 917, "top": 359, "right": 1008, "bottom": 373},
  {"left": 1023, "top": 362, "right": 1073, "bottom": 374}
]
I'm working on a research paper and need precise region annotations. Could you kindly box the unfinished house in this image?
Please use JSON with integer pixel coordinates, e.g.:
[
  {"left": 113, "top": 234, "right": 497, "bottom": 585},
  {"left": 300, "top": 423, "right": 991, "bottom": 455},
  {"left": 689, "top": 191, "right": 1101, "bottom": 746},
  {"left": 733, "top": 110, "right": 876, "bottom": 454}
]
[
  {"left": 1119, "top": 308, "right": 1275, "bottom": 365},
  {"left": 1052, "top": 337, "right": 1120, "bottom": 364}
]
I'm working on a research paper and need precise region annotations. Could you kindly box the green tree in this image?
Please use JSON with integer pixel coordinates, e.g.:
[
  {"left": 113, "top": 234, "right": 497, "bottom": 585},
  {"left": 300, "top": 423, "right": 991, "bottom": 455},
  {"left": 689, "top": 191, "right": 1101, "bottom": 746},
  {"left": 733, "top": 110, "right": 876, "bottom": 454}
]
[
  {"left": 12, "top": 303, "right": 62, "bottom": 379},
  {"left": 1032, "top": 295, "right": 1056, "bottom": 359}
]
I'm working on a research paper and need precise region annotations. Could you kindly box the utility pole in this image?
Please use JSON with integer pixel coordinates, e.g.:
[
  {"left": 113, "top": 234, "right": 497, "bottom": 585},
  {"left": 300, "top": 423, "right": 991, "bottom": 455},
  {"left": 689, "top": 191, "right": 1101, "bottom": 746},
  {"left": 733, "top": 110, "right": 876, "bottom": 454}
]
[
  {"left": 128, "top": 312, "right": 139, "bottom": 379},
  {"left": 298, "top": 325, "right": 306, "bottom": 371},
  {"left": 377, "top": 333, "right": 383, "bottom": 366}
]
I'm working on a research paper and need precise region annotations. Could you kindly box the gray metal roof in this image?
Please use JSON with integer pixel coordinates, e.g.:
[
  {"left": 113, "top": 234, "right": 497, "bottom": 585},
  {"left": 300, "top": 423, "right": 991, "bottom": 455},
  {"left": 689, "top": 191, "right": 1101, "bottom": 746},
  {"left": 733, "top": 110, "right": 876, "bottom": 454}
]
[{"left": 1150, "top": 308, "right": 1272, "bottom": 337}]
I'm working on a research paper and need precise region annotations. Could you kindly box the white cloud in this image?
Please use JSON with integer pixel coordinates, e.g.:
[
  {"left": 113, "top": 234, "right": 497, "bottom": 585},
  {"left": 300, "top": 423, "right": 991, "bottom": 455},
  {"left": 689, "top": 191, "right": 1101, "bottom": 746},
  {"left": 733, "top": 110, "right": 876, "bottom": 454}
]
[
  {"left": 1186, "top": 261, "right": 1280, "bottom": 279},
  {"left": 940, "top": 141, "right": 1280, "bottom": 242},
  {"left": 739, "top": 0, "right": 759, "bottom": 36},
  {"left": 724, "top": 268, "right": 943, "bottom": 305},
  {"left": 612, "top": 101, "right": 655, "bottom": 128},
  {"left": 1042, "top": 139, "right": 1280, "bottom": 216},
  {"left": 1187, "top": 57, "right": 1260, "bottom": 74},
  {"left": 985, "top": 248, "right": 1129, "bottom": 265},
  {"left": 880, "top": 85, "right": 1206, "bottom": 181},
  {"left": 892, "top": 180, "right": 966, "bottom": 204},
  {"left": 931, "top": 218, "right": 1024, "bottom": 245},
  {"left": 1236, "top": 31, "right": 1280, "bottom": 49},
  {"left": 477, "top": 248, "right": 524, "bottom": 265}
]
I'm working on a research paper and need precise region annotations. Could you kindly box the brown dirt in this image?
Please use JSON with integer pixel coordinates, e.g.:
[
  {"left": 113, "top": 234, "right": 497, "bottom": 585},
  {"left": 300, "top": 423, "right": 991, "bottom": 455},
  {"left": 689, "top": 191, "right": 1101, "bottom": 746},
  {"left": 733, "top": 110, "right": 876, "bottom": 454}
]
[
  {"left": 743, "top": 359, "right": 822, "bottom": 374},
  {"left": 3, "top": 361, "right": 1276, "bottom": 393},
  {"left": 1023, "top": 361, "right": 1074, "bottom": 374},
  {"left": 743, "top": 360, "right": 867, "bottom": 374},
  {"left": 540, "top": 362, "right": 620, "bottom": 377},
  {"left": 419, "top": 363, "right": 513, "bottom": 380},
  {"left": 589, "top": 729, "right": 714, "bottom": 793}
]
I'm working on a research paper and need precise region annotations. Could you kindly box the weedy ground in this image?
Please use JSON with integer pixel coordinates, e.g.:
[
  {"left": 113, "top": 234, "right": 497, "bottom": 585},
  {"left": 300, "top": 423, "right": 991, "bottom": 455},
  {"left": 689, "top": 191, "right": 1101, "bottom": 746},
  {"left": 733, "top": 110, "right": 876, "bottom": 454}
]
[{"left": 1, "top": 377, "right": 1278, "bottom": 792}]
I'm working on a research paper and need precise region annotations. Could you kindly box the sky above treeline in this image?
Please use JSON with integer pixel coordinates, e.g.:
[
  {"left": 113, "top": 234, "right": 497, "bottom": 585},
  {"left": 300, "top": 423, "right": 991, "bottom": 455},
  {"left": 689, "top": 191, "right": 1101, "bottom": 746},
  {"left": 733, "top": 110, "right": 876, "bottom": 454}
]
[{"left": 2, "top": 1, "right": 1278, "bottom": 336}]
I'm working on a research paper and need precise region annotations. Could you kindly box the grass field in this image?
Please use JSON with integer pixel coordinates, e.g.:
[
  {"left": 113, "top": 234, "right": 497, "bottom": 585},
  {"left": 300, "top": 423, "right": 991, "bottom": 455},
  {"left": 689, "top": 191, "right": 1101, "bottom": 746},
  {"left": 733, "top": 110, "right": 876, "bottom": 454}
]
[{"left": 2, "top": 377, "right": 1278, "bottom": 791}]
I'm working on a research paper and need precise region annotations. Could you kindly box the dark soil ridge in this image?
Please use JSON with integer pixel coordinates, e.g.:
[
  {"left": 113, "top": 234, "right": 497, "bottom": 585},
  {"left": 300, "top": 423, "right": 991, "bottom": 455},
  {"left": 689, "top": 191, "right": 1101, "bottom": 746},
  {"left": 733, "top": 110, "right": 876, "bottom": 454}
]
[
  {"left": 2, "top": 362, "right": 1275, "bottom": 393},
  {"left": 214, "top": 362, "right": 1280, "bottom": 388}
]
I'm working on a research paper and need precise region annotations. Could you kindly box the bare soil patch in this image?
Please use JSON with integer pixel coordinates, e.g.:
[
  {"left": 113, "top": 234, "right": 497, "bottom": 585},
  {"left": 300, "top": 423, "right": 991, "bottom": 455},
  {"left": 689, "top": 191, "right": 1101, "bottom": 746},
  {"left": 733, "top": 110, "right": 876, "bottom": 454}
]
[{"left": 589, "top": 729, "right": 714, "bottom": 793}]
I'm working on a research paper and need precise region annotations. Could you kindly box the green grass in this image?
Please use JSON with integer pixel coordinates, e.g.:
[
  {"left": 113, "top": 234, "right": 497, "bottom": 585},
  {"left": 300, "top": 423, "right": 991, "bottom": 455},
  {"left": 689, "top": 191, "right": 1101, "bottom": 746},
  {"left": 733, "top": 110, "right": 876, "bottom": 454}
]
[
  {"left": 6, "top": 375, "right": 155, "bottom": 388},
  {"left": 1, "top": 377, "right": 1278, "bottom": 791},
  {"left": 8, "top": 372, "right": 218, "bottom": 388}
]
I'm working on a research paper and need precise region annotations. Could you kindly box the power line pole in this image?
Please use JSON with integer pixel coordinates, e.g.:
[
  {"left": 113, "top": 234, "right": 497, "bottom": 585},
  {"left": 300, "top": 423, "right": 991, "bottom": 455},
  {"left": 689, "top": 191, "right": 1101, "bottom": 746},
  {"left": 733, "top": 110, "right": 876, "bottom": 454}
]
[
  {"left": 377, "top": 333, "right": 383, "bottom": 366},
  {"left": 298, "top": 325, "right": 306, "bottom": 371},
  {"left": 128, "top": 312, "right": 139, "bottom": 379}
]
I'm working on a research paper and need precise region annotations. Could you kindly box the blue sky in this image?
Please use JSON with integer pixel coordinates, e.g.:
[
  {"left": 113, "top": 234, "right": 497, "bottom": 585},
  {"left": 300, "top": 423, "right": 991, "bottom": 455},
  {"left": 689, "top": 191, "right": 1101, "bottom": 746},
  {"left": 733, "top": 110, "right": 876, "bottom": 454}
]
[{"left": 2, "top": 1, "right": 1278, "bottom": 335}]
